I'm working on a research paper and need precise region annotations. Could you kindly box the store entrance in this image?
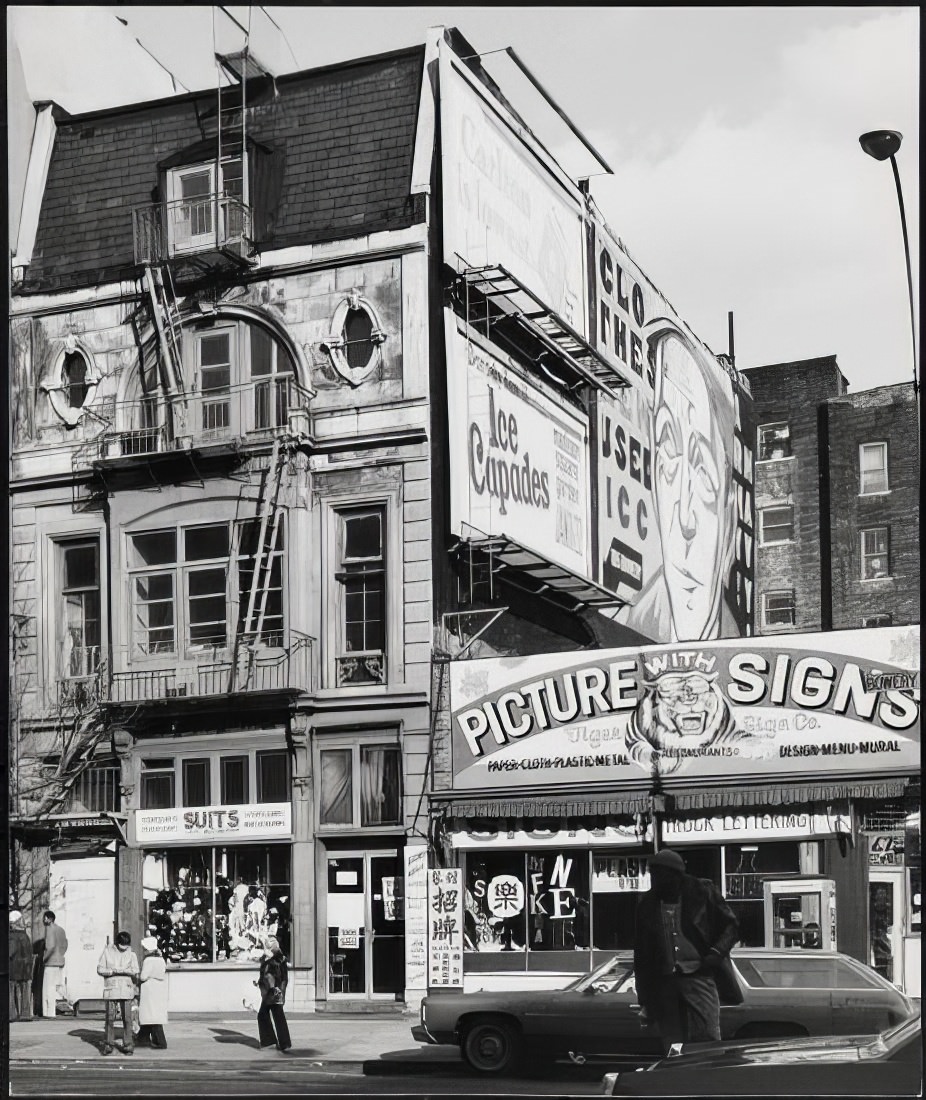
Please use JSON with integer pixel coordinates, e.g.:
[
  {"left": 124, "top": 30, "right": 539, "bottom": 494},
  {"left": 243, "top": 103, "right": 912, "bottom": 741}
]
[
  {"left": 325, "top": 850, "right": 405, "bottom": 1000},
  {"left": 869, "top": 870, "right": 904, "bottom": 985}
]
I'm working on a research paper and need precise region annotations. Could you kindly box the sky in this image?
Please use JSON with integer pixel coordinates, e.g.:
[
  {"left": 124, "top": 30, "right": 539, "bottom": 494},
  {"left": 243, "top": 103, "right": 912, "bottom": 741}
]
[{"left": 7, "top": 5, "right": 919, "bottom": 392}]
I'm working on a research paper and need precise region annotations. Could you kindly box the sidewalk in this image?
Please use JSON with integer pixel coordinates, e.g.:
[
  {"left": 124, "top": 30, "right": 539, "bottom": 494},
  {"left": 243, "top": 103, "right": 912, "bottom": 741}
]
[{"left": 8, "top": 1010, "right": 458, "bottom": 1066}]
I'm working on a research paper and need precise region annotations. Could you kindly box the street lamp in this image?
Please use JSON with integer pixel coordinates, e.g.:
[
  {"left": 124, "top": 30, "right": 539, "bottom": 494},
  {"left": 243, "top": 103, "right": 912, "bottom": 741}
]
[{"left": 859, "top": 130, "right": 918, "bottom": 397}]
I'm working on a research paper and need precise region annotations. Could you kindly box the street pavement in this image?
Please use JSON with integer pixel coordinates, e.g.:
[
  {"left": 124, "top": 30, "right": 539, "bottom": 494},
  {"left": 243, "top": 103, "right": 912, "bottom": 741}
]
[{"left": 8, "top": 1008, "right": 452, "bottom": 1067}]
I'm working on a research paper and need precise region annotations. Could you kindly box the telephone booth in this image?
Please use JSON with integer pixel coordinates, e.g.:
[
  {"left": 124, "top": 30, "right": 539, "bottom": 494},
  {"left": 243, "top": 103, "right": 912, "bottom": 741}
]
[{"left": 763, "top": 876, "right": 836, "bottom": 950}]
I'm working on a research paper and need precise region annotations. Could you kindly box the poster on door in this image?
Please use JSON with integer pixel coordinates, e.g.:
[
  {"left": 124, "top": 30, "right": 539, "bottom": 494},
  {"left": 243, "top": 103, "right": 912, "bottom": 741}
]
[{"left": 427, "top": 868, "right": 464, "bottom": 988}]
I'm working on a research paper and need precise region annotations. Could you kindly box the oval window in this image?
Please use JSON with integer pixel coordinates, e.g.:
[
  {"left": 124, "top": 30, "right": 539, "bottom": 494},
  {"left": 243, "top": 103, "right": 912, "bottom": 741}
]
[
  {"left": 343, "top": 309, "right": 375, "bottom": 373},
  {"left": 63, "top": 351, "right": 90, "bottom": 408}
]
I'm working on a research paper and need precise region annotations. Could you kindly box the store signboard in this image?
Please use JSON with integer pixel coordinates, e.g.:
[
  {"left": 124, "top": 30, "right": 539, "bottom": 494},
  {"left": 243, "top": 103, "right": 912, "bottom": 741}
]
[
  {"left": 450, "top": 626, "right": 919, "bottom": 790},
  {"left": 439, "top": 41, "right": 586, "bottom": 331},
  {"left": 663, "top": 812, "right": 843, "bottom": 845},
  {"left": 586, "top": 214, "right": 754, "bottom": 641},
  {"left": 451, "top": 822, "right": 653, "bottom": 849},
  {"left": 446, "top": 317, "right": 590, "bottom": 577},
  {"left": 428, "top": 868, "right": 464, "bottom": 988},
  {"left": 867, "top": 833, "right": 905, "bottom": 866},
  {"left": 134, "top": 802, "right": 292, "bottom": 844},
  {"left": 404, "top": 845, "right": 429, "bottom": 993}
]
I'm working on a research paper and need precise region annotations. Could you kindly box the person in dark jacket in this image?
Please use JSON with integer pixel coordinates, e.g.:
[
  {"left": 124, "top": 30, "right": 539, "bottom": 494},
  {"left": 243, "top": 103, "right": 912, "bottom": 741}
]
[
  {"left": 9, "top": 911, "right": 34, "bottom": 1021},
  {"left": 256, "top": 936, "right": 291, "bottom": 1053},
  {"left": 634, "top": 849, "right": 739, "bottom": 1050}
]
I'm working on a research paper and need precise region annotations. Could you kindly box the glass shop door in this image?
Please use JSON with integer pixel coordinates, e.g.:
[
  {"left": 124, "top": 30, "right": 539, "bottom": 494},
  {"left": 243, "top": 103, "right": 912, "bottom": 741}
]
[
  {"left": 325, "top": 849, "right": 405, "bottom": 1000},
  {"left": 869, "top": 870, "right": 905, "bottom": 986}
]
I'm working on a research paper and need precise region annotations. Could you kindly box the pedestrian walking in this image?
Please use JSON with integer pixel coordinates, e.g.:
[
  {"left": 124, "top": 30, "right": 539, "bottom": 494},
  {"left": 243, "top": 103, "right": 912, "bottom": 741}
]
[
  {"left": 136, "top": 936, "right": 168, "bottom": 1049},
  {"left": 633, "top": 849, "right": 741, "bottom": 1051},
  {"left": 9, "top": 911, "right": 34, "bottom": 1021},
  {"left": 97, "top": 931, "right": 140, "bottom": 1055},
  {"left": 40, "top": 910, "right": 68, "bottom": 1018},
  {"left": 256, "top": 935, "right": 292, "bottom": 1052}
]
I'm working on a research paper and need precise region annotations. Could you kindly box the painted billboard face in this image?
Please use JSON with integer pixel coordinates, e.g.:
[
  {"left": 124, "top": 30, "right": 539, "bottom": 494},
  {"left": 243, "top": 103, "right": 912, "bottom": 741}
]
[{"left": 652, "top": 332, "right": 733, "bottom": 641}]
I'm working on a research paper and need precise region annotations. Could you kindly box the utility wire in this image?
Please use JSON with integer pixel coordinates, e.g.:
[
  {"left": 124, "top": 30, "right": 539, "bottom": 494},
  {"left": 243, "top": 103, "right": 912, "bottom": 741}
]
[
  {"left": 113, "top": 15, "right": 190, "bottom": 92},
  {"left": 259, "top": 5, "right": 300, "bottom": 69},
  {"left": 218, "top": 5, "right": 249, "bottom": 37}
]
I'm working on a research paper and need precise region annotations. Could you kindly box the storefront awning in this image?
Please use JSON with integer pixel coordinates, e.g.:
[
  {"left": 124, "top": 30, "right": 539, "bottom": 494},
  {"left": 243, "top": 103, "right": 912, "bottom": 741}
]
[
  {"left": 432, "top": 776, "right": 912, "bottom": 822},
  {"left": 451, "top": 533, "right": 624, "bottom": 612},
  {"left": 9, "top": 812, "right": 127, "bottom": 845}
]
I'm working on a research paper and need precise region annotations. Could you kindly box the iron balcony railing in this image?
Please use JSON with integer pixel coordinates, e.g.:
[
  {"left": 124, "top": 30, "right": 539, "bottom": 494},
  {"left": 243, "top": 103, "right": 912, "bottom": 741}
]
[
  {"left": 87, "top": 380, "right": 313, "bottom": 461},
  {"left": 103, "top": 631, "right": 315, "bottom": 704},
  {"left": 65, "top": 766, "right": 122, "bottom": 814},
  {"left": 133, "top": 193, "right": 252, "bottom": 265}
]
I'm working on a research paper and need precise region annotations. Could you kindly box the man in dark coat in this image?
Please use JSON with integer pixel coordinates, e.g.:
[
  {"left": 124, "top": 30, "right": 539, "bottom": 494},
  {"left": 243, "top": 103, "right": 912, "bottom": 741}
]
[
  {"left": 634, "top": 849, "right": 739, "bottom": 1050},
  {"left": 9, "top": 911, "right": 35, "bottom": 1021}
]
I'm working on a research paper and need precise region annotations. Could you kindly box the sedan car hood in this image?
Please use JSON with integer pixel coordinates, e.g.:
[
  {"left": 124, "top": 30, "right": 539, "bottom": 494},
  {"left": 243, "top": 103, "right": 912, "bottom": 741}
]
[{"left": 660, "top": 1031, "right": 879, "bottom": 1069}]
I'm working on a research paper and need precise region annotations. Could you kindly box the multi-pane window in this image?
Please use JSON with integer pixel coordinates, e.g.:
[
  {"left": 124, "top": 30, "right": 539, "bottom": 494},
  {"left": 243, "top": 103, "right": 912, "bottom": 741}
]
[
  {"left": 762, "top": 590, "right": 796, "bottom": 628},
  {"left": 59, "top": 539, "right": 101, "bottom": 678},
  {"left": 758, "top": 423, "right": 792, "bottom": 461},
  {"left": 759, "top": 505, "right": 795, "bottom": 545},
  {"left": 141, "top": 750, "right": 289, "bottom": 809},
  {"left": 198, "top": 331, "right": 233, "bottom": 433},
  {"left": 168, "top": 157, "right": 243, "bottom": 253},
  {"left": 141, "top": 758, "right": 176, "bottom": 810},
  {"left": 236, "top": 517, "right": 285, "bottom": 646},
  {"left": 859, "top": 442, "right": 889, "bottom": 495},
  {"left": 251, "top": 326, "right": 293, "bottom": 430},
  {"left": 335, "top": 508, "right": 386, "bottom": 685},
  {"left": 256, "top": 751, "right": 290, "bottom": 803},
  {"left": 129, "top": 519, "right": 285, "bottom": 655},
  {"left": 861, "top": 527, "right": 890, "bottom": 580},
  {"left": 318, "top": 740, "right": 401, "bottom": 827}
]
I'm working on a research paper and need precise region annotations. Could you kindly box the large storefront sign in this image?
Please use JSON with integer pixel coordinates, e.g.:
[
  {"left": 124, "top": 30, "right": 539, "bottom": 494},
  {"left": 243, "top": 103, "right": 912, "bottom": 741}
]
[
  {"left": 586, "top": 215, "right": 754, "bottom": 641},
  {"left": 663, "top": 812, "right": 843, "bottom": 845},
  {"left": 446, "top": 317, "right": 590, "bottom": 576},
  {"left": 439, "top": 40, "right": 585, "bottom": 331},
  {"left": 428, "top": 868, "right": 464, "bottom": 987},
  {"left": 450, "top": 627, "right": 919, "bottom": 789},
  {"left": 452, "top": 822, "right": 653, "bottom": 849},
  {"left": 135, "top": 802, "right": 292, "bottom": 844}
]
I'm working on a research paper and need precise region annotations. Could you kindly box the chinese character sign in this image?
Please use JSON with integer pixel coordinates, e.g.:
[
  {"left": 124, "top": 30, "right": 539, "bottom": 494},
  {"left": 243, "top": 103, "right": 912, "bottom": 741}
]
[{"left": 428, "top": 868, "right": 464, "bottom": 988}]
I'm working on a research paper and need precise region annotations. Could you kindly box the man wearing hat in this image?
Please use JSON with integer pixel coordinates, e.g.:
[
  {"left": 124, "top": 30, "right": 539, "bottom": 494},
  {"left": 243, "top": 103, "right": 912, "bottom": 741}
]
[
  {"left": 633, "top": 848, "right": 740, "bottom": 1051},
  {"left": 9, "top": 911, "right": 34, "bottom": 1021}
]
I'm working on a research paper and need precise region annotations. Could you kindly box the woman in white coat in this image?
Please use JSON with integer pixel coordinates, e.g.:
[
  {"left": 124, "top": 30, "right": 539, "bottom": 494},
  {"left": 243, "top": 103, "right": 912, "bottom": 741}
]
[{"left": 137, "top": 937, "right": 168, "bottom": 1049}]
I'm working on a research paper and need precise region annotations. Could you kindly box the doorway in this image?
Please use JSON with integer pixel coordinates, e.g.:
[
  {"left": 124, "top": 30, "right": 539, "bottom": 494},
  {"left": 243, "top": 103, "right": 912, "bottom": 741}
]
[
  {"left": 869, "top": 869, "right": 904, "bottom": 985},
  {"left": 325, "top": 849, "right": 405, "bottom": 999}
]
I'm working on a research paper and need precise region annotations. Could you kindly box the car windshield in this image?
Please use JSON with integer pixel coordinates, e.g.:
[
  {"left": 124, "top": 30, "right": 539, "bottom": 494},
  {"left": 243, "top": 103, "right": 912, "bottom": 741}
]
[{"left": 568, "top": 955, "right": 633, "bottom": 994}]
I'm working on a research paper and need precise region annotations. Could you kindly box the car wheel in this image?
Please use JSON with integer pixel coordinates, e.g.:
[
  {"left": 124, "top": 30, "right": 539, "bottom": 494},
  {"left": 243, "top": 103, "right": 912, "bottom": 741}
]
[{"left": 462, "top": 1018, "right": 522, "bottom": 1075}]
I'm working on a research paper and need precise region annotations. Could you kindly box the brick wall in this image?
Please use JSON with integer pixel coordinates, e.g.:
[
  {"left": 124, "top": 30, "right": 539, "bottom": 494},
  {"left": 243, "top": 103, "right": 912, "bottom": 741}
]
[
  {"left": 743, "top": 357, "right": 845, "bottom": 634},
  {"left": 824, "top": 383, "right": 919, "bottom": 629}
]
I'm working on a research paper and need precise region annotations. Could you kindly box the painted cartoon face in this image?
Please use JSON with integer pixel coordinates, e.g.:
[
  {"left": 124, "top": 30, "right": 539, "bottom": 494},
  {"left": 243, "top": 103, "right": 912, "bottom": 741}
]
[
  {"left": 649, "top": 671, "right": 725, "bottom": 751},
  {"left": 653, "top": 334, "right": 727, "bottom": 640}
]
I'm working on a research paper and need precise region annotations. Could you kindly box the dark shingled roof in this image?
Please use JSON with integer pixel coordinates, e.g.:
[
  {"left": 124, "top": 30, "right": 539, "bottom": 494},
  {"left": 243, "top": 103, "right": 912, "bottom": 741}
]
[{"left": 24, "top": 46, "right": 426, "bottom": 292}]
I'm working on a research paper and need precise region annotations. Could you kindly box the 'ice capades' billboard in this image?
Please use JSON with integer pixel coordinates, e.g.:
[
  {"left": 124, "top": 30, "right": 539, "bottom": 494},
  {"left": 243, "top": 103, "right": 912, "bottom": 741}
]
[
  {"left": 446, "top": 315, "right": 590, "bottom": 577},
  {"left": 450, "top": 627, "right": 919, "bottom": 790},
  {"left": 586, "top": 211, "right": 755, "bottom": 642},
  {"left": 438, "top": 39, "right": 586, "bottom": 332}
]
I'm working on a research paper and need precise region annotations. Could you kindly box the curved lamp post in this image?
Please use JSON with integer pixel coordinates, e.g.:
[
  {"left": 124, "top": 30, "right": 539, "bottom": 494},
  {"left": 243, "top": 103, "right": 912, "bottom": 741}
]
[{"left": 859, "top": 130, "right": 918, "bottom": 396}]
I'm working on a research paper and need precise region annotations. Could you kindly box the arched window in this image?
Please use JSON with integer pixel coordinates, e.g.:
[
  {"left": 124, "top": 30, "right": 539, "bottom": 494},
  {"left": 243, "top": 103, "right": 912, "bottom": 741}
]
[{"left": 63, "top": 351, "right": 90, "bottom": 408}]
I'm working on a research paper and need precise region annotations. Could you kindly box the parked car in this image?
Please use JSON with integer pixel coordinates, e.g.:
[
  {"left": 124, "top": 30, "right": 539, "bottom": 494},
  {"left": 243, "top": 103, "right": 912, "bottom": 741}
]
[
  {"left": 601, "top": 1011, "right": 922, "bottom": 1096},
  {"left": 412, "top": 949, "right": 915, "bottom": 1075}
]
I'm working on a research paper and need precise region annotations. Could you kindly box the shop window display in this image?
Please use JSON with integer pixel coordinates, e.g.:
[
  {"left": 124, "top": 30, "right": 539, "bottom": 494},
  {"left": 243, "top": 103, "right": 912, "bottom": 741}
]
[
  {"left": 143, "top": 845, "right": 291, "bottom": 964},
  {"left": 463, "top": 851, "right": 590, "bottom": 953}
]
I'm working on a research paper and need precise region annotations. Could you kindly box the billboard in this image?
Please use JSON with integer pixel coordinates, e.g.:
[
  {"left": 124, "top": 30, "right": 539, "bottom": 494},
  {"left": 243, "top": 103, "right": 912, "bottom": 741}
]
[
  {"left": 439, "top": 42, "right": 586, "bottom": 331},
  {"left": 449, "top": 627, "right": 919, "bottom": 790},
  {"left": 446, "top": 315, "right": 590, "bottom": 577},
  {"left": 587, "top": 214, "right": 754, "bottom": 642}
]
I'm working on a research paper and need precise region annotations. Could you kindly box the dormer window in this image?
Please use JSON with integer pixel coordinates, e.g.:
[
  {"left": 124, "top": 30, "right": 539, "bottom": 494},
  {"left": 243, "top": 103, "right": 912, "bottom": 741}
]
[{"left": 165, "top": 156, "right": 245, "bottom": 255}]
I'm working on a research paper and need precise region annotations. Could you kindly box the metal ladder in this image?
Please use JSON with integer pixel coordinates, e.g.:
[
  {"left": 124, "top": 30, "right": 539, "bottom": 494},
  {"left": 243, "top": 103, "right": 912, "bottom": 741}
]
[{"left": 141, "top": 260, "right": 187, "bottom": 434}]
